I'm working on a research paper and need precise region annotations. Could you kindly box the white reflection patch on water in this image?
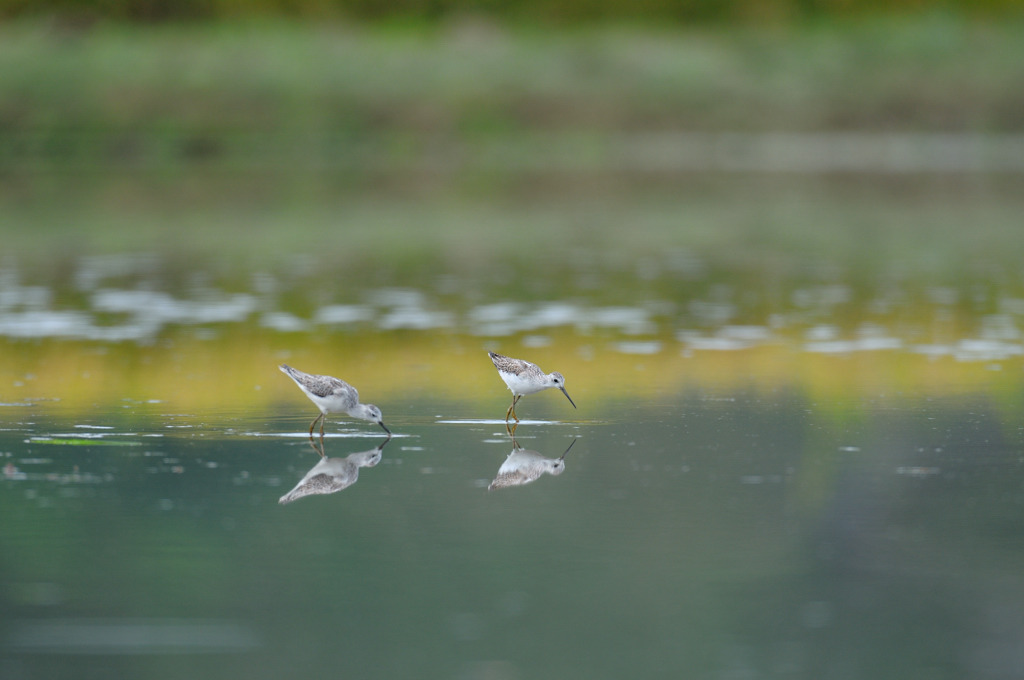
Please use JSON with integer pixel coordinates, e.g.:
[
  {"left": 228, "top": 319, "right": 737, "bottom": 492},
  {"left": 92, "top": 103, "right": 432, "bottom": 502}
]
[
  {"left": 0, "top": 277, "right": 259, "bottom": 340},
  {"left": 949, "top": 340, "right": 1024, "bottom": 362},
  {"left": 378, "top": 307, "right": 454, "bottom": 330},
  {"left": 896, "top": 466, "right": 942, "bottom": 477},
  {"left": 467, "top": 302, "right": 526, "bottom": 335},
  {"left": 314, "top": 304, "right": 374, "bottom": 324},
  {"left": 0, "top": 310, "right": 94, "bottom": 338},
  {"left": 522, "top": 334, "right": 551, "bottom": 347},
  {"left": 0, "top": 279, "right": 50, "bottom": 307},
  {"left": 435, "top": 419, "right": 558, "bottom": 426},
  {"left": 679, "top": 325, "right": 774, "bottom": 351},
  {"left": 586, "top": 306, "right": 656, "bottom": 334},
  {"left": 247, "top": 431, "right": 411, "bottom": 439},
  {"left": 804, "top": 323, "right": 903, "bottom": 354},
  {"left": 259, "top": 311, "right": 307, "bottom": 332},
  {"left": 468, "top": 301, "right": 657, "bottom": 336},
  {"left": 805, "top": 337, "right": 903, "bottom": 354},
  {"left": 35, "top": 432, "right": 113, "bottom": 439},
  {"left": 468, "top": 301, "right": 578, "bottom": 335},
  {"left": 806, "top": 324, "right": 839, "bottom": 341},
  {"left": 366, "top": 288, "right": 455, "bottom": 330},
  {"left": 613, "top": 341, "right": 663, "bottom": 354},
  {"left": 92, "top": 289, "right": 257, "bottom": 325}
]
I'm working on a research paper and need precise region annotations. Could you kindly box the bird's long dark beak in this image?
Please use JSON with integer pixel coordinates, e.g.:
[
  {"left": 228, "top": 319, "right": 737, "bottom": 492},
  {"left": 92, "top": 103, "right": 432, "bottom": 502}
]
[
  {"left": 379, "top": 421, "right": 392, "bottom": 436},
  {"left": 560, "top": 438, "right": 577, "bottom": 460},
  {"left": 560, "top": 387, "right": 577, "bottom": 409}
]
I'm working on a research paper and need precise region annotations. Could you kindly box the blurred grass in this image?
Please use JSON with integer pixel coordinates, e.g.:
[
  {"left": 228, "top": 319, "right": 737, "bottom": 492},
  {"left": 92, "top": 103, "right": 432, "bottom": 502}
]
[
  {"left": 2, "top": 16, "right": 1023, "bottom": 154},
  {"left": 2, "top": 16, "right": 1024, "bottom": 280}
]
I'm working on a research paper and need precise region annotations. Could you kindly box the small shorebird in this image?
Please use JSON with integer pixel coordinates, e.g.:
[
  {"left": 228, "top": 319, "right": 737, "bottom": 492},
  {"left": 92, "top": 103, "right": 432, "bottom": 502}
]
[
  {"left": 279, "top": 364, "right": 391, "bottom": 445},
  {"left": 488, "top": 438, "right": 576, "bottom": 491},
  {"left": 279, "top": 440, "right": 387, "bottom": 504},
  {"left": 488, "top": 351, "right": 576, "bottom": 423}
]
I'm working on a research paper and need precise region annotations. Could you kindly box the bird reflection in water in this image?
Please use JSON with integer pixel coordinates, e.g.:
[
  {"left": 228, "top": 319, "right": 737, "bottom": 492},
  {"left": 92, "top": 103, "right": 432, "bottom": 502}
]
[
  {"left": 488, "top": 437, "right": 576, "bottom": 491},
  {"left": 279, "top": 438, "right": 389, "bottom": 505}
]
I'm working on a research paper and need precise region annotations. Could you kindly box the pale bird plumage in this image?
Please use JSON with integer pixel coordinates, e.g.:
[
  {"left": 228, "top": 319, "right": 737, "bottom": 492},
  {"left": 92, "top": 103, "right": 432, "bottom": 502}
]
[
  {"left": 279, "top": 443, "right": 385, "bottom": 504},
  {"left": 488, "top": 438, "right": 576, "bottom": 491},
  {"left": 279, "top": 364, "right": 391, "bottom": 445},
  {"left": 487, "top": 351, "right": 576, "bottom": 423}
]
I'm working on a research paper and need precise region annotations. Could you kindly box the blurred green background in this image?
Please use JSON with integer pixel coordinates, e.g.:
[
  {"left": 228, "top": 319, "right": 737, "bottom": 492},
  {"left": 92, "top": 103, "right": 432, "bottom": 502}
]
[
  {"left": 2, "top": 0, "right": 1024, "bottom": 400},
  {"left": 3, "top": 4, "right": 1023, "bottom": 270}
]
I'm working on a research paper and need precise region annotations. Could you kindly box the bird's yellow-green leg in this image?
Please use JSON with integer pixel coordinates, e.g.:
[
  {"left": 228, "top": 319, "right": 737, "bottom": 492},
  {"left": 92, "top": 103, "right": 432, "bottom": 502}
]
[
  {"left": 505, "top": 394, "right": 521, "bottom": 423},
  {"left": 308, "top": 413, "right": 322, "bottom": 440},
  {"left": 318, "top": 414, "right": 329, "bottom": 452},
  {"left": 308, "top": 413, "right": 326, "bottom": 456}
]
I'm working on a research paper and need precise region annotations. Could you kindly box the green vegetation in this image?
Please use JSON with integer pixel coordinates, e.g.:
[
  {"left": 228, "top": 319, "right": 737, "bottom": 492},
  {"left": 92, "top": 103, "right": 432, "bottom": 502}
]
[
  {"left": 2, "top": 17, "right": 1023, "bottom": 277},
  {"left": 2, "top": 16, "right": 1023, "bottom": 174}
]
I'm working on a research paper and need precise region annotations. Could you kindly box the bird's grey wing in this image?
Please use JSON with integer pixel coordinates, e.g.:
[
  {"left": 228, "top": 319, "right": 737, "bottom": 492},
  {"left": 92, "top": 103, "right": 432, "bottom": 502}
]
[
  {"left": 488, "top": 469, "right": 536, "bottom": 490},
  {"left": 512, "top": 358, "right": 543, "bottom": 378},
  {"left": 280, "top": 471, "right": 355, "bottom": 504},
  {"left": 306, "top": 374, "right": 356, "bottom": 401},
  {"left": 491, "top": 353, "right": 534, "bottom": 376},
  {"left": 296, "top": 373, "right": 334, "bottom": 398},
  {"left": 330, "top": 380, "right": 358, "bottom": 405},
  {"left": 279, "top": 473, "right": 333, "bottom": 504}
]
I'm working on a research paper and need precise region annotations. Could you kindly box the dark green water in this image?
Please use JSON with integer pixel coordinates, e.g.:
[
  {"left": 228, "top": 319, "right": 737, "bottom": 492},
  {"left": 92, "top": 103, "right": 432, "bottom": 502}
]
[{"left": 3, "top": 390, "right": 1024, "bottom": 680}]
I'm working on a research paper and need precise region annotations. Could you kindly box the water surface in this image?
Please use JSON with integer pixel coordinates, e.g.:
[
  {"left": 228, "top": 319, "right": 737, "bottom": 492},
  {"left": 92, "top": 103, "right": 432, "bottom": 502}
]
[
  {"left": 3, "top": 160, "right": 1024, "bottom": 679},
  {"left": 3, "top": 373, "right": 1024, "bottom": 679}
]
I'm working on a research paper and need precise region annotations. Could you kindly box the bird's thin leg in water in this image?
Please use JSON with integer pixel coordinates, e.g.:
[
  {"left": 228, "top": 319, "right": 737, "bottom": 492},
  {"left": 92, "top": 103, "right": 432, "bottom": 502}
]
[
  {"left": 308, "top": 413, "right": 323, "bottom": 444},
  {"left": 509, "top": 395, "right": 521, "bottom": 422}
]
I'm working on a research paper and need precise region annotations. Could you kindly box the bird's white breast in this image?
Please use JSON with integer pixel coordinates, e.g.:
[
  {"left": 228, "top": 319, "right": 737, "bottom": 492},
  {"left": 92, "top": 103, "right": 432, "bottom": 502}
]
[{"left": 499, "top": 370, "right": 550, "bottom": 396}]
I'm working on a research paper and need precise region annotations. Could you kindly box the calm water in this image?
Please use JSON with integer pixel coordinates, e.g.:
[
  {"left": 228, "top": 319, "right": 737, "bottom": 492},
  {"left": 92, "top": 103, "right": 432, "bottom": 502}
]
[
  {"left": 3, "top": 168, "right": 1024, "bottom": 678},
  {"left": 3, "top": 383, "right": 1024, "bottom": 679}
]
